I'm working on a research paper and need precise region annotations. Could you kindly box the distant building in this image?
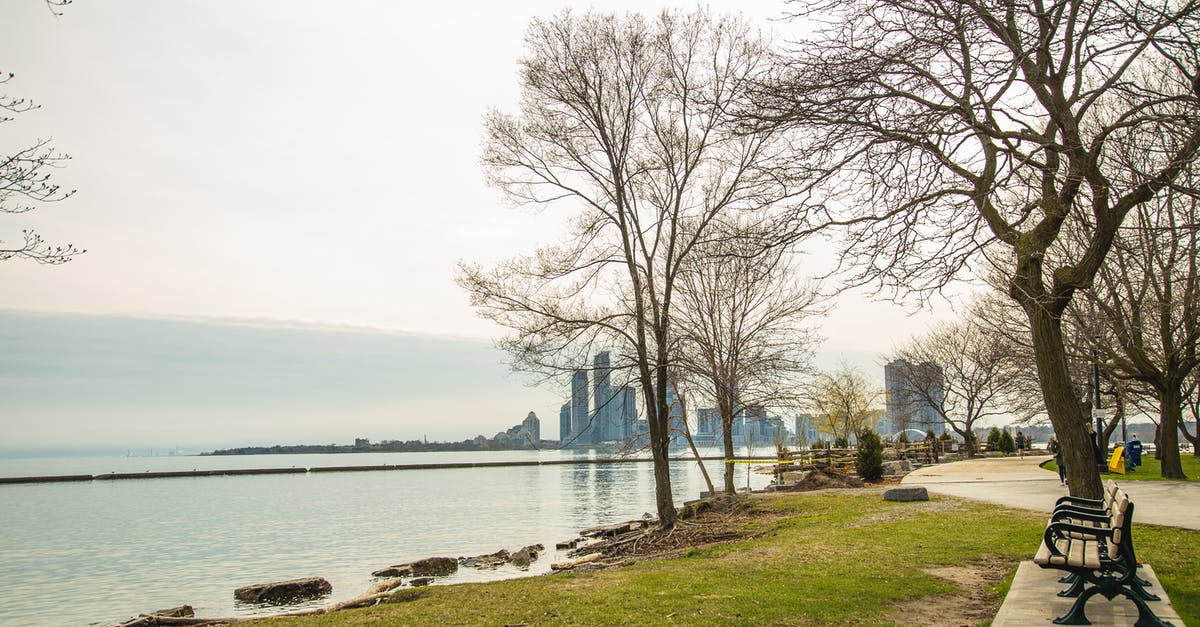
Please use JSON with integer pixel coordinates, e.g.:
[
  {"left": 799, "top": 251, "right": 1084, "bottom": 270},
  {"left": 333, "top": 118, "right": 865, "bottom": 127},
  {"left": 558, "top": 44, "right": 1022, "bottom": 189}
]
[
  {"left": 666, "top": 382, "right": 687, "bottom": 445},
  {"left": 696, "top": 407, "right": 720, "bottom": 438},
  {"left": 559, "top": 402, "right": 571, "bottom": 443},
  {"left": 793, "top": 414, "right": 821, "bottom": 445},
  {"left": 354, "top": 437, "right": 370, "bottom": 448},
  {"left": 571, "top": 369, "right": 590, "bottom": 444},
  {"left": 522, "top": 411, "right": 540, "bottom": 443},
  {"left": 884, "top": 359, "right": 946, "bottom": 436},
  {"left": 594, "top": 352, "right": 622, "bottom": 442},
  {"left": 618, "top": 385, "right": 637, "bottom": 440}
]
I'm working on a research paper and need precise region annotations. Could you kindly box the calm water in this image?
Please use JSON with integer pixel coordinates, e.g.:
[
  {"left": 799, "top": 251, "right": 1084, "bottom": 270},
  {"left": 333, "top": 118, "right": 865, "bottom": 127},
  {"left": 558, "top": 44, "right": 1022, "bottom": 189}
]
[{"left": 0, "top": 449, "right": 772, "bottom": 626}]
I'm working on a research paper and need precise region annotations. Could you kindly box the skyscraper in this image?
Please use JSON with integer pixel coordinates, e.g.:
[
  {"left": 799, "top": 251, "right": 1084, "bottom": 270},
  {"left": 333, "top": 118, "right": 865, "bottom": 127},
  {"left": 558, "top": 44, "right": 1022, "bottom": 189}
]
[
  {"left": 571, "top": 368, "right": 590, "bottom": 444},
  {"left": 593, "top": 351, "right": 618, "bottom": 442},
  {"left": 559, "top": 402, "right": 571, "bottom": 443},
  {"left": 619, "top": 385, "right": 637, "bottom": 439},
  {"left": 522, "top": 411, "right": 540, "bottom": 442},
  {"left": 884, "top": 359, "right": 946, "bottom": 436}
]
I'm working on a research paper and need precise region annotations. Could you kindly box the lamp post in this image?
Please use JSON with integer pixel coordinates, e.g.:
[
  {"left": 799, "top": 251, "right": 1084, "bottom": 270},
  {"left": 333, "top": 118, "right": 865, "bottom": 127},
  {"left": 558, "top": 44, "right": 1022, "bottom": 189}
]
[{"left": 1092, "top": 333, "right": 1107, "bottom": 472}]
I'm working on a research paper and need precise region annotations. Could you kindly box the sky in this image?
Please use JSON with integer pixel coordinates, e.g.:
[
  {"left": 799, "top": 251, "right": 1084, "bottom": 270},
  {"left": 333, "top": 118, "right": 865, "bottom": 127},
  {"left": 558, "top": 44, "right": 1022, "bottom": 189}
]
[{"left": 0, "top": 1, "right": 966, "bottom": 452}]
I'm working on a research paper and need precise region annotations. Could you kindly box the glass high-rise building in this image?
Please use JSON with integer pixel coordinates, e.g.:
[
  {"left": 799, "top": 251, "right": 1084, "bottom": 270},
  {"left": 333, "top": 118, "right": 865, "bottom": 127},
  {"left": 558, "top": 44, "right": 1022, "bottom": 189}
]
[
  {"left": 884, "top": 359, "right": 946, "bottom": 436},
  {"left": 571, "top": 369, "right": 590, "bottom": 444}
]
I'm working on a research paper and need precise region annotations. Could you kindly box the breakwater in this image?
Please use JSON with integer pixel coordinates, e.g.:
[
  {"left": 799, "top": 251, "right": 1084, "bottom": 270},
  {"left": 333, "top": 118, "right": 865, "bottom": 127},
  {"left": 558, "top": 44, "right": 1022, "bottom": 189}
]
[{"left": 0, "top": 455, "right": 736, "bottom": 485}]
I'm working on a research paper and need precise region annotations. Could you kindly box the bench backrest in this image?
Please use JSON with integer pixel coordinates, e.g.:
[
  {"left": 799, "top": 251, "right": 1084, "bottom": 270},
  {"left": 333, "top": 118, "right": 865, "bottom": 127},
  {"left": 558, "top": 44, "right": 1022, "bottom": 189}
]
[{"left": 1110, "top": 493, "right": 1132, "bottom": 548}]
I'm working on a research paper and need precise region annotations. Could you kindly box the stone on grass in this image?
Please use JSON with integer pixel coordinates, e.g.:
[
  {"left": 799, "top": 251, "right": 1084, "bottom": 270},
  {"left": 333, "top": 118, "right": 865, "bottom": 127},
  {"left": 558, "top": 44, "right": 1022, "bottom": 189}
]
[
  {"left": 883, "top": 486, "right": 929, "bottom": 502},
  {"left": 409, "top": 577, "right": 434, "bottom": 587},
  {"left": 234, "top": 577, "right": 332, "bottom": 605}
]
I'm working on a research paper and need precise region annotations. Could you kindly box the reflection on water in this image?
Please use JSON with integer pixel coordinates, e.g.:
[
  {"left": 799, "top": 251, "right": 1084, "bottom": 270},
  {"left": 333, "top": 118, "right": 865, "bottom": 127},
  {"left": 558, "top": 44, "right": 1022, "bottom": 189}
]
[{"left": 0, "top": 450, "right": 773, "bottom": 626}]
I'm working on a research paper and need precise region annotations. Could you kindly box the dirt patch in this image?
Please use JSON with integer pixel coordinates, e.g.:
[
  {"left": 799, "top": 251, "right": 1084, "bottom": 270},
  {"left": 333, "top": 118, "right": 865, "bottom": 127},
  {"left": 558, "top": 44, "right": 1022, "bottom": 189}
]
[{"left": 884, "top": 559, "right": 1012, "bottom": 626}]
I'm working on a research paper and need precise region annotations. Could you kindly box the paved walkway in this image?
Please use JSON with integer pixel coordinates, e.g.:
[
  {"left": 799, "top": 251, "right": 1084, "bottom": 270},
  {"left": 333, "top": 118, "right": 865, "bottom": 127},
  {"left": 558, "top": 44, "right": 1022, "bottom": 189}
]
[
  {"left": 902, "top": 454, "right": 1200, "bottom": 530},
  {"left": 902, "top": 455, "right": 1198, "bottom": 625}
]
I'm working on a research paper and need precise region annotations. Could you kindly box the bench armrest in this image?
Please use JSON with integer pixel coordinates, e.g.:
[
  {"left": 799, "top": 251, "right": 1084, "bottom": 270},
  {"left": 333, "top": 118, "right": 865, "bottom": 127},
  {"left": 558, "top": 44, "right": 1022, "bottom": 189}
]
[
  {"left": 1055, "top": 495, "right": 1105, "bottom": 507},
  {"left": 1056, "top": 502, "right": 1108, "bottom": 516}
]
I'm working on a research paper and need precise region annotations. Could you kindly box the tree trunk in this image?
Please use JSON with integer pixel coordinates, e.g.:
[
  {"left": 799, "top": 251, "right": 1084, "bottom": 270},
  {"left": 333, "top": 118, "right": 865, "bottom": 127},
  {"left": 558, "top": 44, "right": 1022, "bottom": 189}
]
[
  {"left": 649, "top": 361, "right": 677, "bottom": 529},
  {"left": 720, "top": 395, "right": 737, "bottom": 494},
  {"left": 1159, "top": 386, "right": 1187, "bottom": 479},
  {"left": 1025, "top": 302, "right": 1103, "bottom": 499}
]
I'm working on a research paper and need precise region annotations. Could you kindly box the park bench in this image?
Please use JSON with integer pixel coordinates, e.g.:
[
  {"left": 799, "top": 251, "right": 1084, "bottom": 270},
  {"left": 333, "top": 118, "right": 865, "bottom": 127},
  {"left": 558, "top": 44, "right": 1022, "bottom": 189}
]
[{"left": 1033, "top": 483, "right": 1172, "bottom": 626}]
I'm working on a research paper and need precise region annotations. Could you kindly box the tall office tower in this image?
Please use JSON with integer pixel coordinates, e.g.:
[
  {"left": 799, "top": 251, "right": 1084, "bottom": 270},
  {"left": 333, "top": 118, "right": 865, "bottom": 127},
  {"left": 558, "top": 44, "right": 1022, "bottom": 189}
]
[
  {"left": 665, "top": 382, "right": 686, "bottom": 441},
  {"left": 571, "top": 369, "right": 590, "bottom": 444},
  {"left": 619, "top": 385, "right": 637, "bottom": 439},
  {"left": 593, "top": 351, "right": 618, "bottom": 442},
  {"left": 522, "top": 411, "right": 541, "bottom": 442},
  {"left": 884, "top": 359, "right": 946, "bottom": 435},
  {"left": 559, "top": 402, "right": 571, "bottom": 443},
  {"left": 696, "top": 407, "right": 719, "bottom": 436}
]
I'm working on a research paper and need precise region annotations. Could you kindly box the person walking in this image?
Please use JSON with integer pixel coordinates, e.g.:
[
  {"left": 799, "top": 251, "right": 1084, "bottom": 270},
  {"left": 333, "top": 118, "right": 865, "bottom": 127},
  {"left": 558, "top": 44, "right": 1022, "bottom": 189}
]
[
  {"left": 1016, "top": 430, "right": 1026, "bottom": 459},
  {"left": 1048, "top": 435, "right": 1066, "bottom": 485},
  {"left": 1126, "top": 433, "right": 1144, "bottom": 472}
]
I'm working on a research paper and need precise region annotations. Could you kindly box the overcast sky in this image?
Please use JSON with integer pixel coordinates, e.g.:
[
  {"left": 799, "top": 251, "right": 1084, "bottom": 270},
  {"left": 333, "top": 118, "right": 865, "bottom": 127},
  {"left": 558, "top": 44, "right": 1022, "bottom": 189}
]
[{"left": 0, "top": 1, "right": 965, "bottom": 452}]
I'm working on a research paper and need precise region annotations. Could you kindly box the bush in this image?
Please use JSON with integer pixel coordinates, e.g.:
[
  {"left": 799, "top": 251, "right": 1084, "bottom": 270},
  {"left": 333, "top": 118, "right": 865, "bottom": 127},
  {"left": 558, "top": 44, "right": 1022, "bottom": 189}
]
[
  {"left": 998, "top": 429, "right": 1017, "bottom": 454},
  {"left": 856, "top": 428, "right": 885, "bottom": 482},
  {"left": 898, "top": 431, "right": 909, "bottom": 444},
  {"left": 834, "top": 436, "right": 850, "bottom": 449},
  {"left": 987, "top": 426, "right": 1002, "bottom": 451}
]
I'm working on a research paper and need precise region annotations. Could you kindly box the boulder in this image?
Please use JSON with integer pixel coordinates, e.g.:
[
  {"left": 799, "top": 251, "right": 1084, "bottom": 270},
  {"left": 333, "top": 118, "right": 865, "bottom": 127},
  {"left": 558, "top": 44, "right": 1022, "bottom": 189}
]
[
  {"left": 883, "top": 486, "right": 929, "bottom": 502},
  {"left": 372, "top": 564, "right": 413, "bottom": 578},
  {"left": 555, "top": 538, "right": 582, "bottom": 550},
  {"left": 234, "top": 577, "right": 332, "bottom": 605},
  {"left": 409, "top": 556, "right": 458, "bottom": 577},
  {"left": 510, "top": 544, "right": 543, "bottom": 569},
  {"left": 409, "top": 576, "right": 434, "bottom": 587},
  {"left": 460, "top": 549, "right": 509, "bottom": 569}
]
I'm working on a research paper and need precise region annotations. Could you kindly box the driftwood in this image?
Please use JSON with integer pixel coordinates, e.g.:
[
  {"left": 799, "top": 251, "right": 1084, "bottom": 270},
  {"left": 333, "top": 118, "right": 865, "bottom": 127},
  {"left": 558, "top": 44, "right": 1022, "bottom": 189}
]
[
  {"left": 126, "top": 589, "right": 397, "bottom": 625},
  {"left": 550, "top": 553, "right": 603, "bottom": 570}
]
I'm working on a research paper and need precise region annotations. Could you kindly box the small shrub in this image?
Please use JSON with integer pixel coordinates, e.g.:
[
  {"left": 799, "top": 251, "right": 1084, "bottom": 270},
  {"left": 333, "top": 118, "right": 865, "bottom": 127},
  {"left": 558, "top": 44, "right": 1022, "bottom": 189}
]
[
  {"left": 898, "top": 431, "right": 909, "bottom": 444},
  {"left": 856, "top": 428, "right": 885, "bottom": 481},
  {"left": 998, "top": 429, "right": 1017, "bottom": 454},
  {"left": 834, "top": 436, "right": 850, "bottom": 449},
  {"left": 987, "top": 426, "right": 1002, "bottom": 451}
]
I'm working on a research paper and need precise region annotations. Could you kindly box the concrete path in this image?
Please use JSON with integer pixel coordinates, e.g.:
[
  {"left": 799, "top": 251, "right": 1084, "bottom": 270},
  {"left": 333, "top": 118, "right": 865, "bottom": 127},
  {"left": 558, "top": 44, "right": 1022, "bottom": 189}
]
[
  {"left": 903, "top": 455, "right": 1197, "bottom": 626},
  {"left": 902, "top": 454, "right": 1200, "bottom": 530}
]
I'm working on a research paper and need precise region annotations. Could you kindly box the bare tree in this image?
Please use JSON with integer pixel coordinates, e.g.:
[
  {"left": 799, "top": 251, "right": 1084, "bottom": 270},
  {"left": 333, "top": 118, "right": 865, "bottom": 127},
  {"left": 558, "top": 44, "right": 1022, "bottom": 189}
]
[
  {"left": 891, "top": 308, "right": 1022, "bottom": 457},
  {"left": 754, "top": 0, "right": 1200, "bottom": 498},
  {"left": 1183, "top": 369, "right": 1200, "bottom": 457},
  {"left": 459, "top": 10, "right": 792, "bottom": 529},
  {"left": 672, "top": 237, "right": 825, "bottom": 493},
  {"left": 1, "top": 71, "right": 80, "bottom": 263},
  {"left": 1074, "top": 182, "right": 1200, "bottom": 478},
  {"left": 805, "top": 360, "right": 881, "bottom": 444}
]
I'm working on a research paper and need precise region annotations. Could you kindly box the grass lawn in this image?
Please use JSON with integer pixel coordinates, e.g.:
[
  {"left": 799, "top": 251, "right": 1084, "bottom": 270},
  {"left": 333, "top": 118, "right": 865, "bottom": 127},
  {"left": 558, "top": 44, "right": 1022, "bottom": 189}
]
[
  {"left": 254, "top": 490, "right": 1200, "bottom": 626},
  {"left": 1043, "top": 452, "right": 1200, "bottom": 481}
]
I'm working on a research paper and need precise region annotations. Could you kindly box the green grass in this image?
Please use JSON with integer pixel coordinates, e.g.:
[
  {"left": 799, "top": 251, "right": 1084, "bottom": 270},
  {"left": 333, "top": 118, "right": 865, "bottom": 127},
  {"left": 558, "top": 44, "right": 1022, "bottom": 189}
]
[
  {"left": 1043, "top": 452, "right": 1200, "bottom": 481},
  {"left": 248, "top": 490, "right": 1200, "bottom": 626}
]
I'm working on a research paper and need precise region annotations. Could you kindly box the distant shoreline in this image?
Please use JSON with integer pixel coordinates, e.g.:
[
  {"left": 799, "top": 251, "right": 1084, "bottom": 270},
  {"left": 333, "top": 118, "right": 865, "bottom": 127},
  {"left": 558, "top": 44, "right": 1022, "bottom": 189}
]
[{"left": 202, "top": 441, "right": 561, "bottom": 456}]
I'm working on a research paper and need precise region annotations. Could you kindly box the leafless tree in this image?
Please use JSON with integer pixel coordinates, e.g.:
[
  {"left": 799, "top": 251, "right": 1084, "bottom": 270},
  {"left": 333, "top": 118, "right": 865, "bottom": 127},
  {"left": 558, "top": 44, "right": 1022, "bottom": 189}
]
[
  {"left": 1073, "top": 181, "right": 1200, "bottom": 478},
  {"left": 1, "top": 71, "right": 80, "bottom": 263},
  {"left": 805, "top": 360, "right": 881, "bottom": 444},
  {"left": 890, "top": 307, "right": 1022, "bottom": 457},
  {"left": 753, "top": 0, "right": 1200, "bottom": 498},
  {"left": 672, "top": 237, "right": 825, "bottom": 493},
  {"left": 459, "top": 10, "right": 793, "bottom": 528}
]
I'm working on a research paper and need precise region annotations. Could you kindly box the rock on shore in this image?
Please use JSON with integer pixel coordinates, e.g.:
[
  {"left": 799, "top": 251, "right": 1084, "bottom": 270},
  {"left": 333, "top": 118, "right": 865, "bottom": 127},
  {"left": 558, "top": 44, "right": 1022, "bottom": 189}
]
[{"left": 234, "top": 577, "right": 332, "bottom": 604}]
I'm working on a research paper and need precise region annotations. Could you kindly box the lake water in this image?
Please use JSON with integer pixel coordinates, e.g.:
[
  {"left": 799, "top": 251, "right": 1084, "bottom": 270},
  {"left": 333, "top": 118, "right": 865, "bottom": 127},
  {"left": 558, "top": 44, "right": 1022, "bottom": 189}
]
[{"left": 0, "top": 449, "right": 773, "bottom": 626}]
